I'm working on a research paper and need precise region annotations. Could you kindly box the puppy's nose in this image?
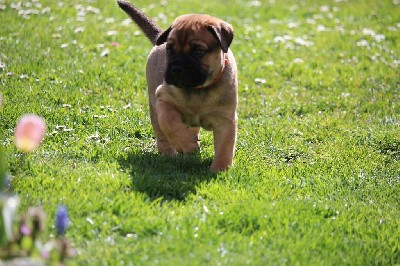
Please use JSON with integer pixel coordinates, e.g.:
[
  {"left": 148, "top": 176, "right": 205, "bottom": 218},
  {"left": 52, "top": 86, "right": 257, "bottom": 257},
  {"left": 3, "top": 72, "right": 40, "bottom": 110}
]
[{"left": 171, "top": 65, "right": 184, "bottom": 76}]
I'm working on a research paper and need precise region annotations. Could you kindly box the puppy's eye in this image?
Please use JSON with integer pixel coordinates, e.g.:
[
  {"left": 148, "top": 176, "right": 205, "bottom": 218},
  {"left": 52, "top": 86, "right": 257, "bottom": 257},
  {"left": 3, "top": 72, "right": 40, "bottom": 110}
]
[
  {"left": 166, "top": 47, "right": 173, "bottom": 56},
  {"left": 192, "top": 49, "right": 206, "bottom": 58}
]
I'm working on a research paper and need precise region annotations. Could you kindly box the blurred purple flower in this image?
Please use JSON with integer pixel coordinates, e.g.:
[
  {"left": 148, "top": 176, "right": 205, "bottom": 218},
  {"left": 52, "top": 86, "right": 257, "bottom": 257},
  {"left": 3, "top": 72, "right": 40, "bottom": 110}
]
[
  {"left": 41, "top": 250, "right": 50, "bottom": 259},
  {"left": 55, "top": 205, "right": 69, "bottom": 235},
  {"left": 20, "top": 223, "right": 32, "bottom": 236}
]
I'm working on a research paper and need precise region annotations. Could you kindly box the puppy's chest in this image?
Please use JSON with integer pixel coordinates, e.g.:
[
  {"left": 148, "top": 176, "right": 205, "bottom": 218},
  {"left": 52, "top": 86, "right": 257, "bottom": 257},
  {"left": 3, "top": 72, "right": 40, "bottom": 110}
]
[
  {"left": 185, "top": 93, "right": 226, "bottom": 130},
  {"left": 177, "top": 98, "right": 215, "bottom": 129},
  {"left": 181, "top": 113, "right": 213, "bottom": 130},
  {"left": 157, "top": 85, "right": 221, "bottom": 130}
]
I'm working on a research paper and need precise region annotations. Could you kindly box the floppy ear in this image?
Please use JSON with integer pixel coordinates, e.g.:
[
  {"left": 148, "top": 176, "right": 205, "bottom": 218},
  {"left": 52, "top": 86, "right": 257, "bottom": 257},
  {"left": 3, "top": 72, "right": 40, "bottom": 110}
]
[
  {"left": 156, "top": 26, "right": 172, "bottom": 45},
  {"left": 208, "top": 22, "right": 234, "bottom": 53}
]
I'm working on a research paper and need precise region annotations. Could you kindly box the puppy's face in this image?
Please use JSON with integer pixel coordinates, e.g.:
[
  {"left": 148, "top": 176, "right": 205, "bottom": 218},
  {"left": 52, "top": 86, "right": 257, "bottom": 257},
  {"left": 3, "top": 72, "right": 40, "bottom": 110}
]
[{"left": 156, "top": 14, "right": 234, "bottom": 89}]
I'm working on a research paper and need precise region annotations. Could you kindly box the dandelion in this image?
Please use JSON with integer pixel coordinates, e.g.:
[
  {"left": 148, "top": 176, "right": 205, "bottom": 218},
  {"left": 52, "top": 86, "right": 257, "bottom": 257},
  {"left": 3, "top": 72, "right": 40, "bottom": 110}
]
[
  {"left": 14, "top": 114, "right": 46, "bottom": 153},
  {"left": 55, "top": 205, "right": 69, "bottom": 236}
]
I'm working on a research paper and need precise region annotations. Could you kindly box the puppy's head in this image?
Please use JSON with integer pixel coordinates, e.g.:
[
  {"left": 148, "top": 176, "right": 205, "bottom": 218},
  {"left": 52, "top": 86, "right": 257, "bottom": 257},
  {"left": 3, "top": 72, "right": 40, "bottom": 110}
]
[{"left": 156, "top": 14, "right": 234, "bottom": 89}]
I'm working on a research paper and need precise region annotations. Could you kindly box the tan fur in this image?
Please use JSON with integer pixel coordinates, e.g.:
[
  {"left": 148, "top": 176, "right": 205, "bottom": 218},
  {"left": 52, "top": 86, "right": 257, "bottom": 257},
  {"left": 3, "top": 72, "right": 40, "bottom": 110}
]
[
  {"left": 118, "top": 3, "right": 238, "bottom": 172},
  {"left": 147, "top": 16, "right": 238, "bottom": 172}
]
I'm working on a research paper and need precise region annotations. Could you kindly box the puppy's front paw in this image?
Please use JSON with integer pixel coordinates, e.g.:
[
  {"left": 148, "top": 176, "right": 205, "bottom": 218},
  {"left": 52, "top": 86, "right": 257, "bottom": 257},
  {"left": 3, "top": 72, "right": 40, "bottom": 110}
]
[
  {"left": 174, "top": 138, "right": 200, "bottom": 154},
  {"left": 168, "top": 128, "right": 200, "bottom": 154},
  {"left": 210, "top": 162, "right": 229, "bottom": 173},
  {"left": 156, "top": 100, "right": 200, "bottom": 154},
  {"left": 157, "top": 139, "right": 178, "bottom": 156},
  {"left": 210, "top": 156, "right": 233, "bottom": 173}
]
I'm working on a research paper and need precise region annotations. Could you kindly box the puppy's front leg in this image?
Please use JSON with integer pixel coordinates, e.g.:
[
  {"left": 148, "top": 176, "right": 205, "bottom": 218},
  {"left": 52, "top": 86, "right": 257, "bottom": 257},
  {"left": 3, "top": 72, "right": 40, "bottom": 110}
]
[
  {"left": 156, "top": 99, "right": 200, "bottom": 154},
  {"left": 149, "top": 104, "right": 178, "bottom": 156},
  {"left": 210, "top": 117, "right": 237, "bottom": 172}
]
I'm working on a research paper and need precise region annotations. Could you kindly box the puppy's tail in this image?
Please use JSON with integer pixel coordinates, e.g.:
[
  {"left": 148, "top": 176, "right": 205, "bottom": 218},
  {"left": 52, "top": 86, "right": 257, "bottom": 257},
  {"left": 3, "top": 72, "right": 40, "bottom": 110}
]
[{"left": 117, "top": 0, "right": 163, "bottom": 45}]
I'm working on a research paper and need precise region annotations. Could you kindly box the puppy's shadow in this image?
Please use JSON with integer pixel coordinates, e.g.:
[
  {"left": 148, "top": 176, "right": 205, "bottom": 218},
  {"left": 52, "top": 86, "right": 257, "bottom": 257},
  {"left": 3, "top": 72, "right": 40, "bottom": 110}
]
[{"left": 118, "top": 151, "right": 216, "bottom": 201}]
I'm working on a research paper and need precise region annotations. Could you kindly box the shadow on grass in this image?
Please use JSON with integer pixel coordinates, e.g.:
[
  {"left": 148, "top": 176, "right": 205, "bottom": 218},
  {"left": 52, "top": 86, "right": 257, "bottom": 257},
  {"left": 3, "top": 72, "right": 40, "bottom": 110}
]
[{"left": 118, "top": 151, "right": 216, "bottom": 201}]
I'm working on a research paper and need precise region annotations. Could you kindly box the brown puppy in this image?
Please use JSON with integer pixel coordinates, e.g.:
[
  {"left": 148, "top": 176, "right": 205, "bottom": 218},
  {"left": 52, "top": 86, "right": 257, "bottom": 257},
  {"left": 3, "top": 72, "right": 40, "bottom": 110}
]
[{"left": 117, "top": 1, "right": 238, "bottom": 172}]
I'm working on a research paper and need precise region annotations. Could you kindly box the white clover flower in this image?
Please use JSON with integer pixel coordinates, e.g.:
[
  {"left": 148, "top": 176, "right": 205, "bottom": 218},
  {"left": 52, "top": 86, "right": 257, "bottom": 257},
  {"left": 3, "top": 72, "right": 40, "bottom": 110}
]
[
  {"left": 293, "top": 58, "right": 304, "bottom": 64},
  {"left": 374, "top": 34, "right": 385, "bottom": 42},
  {"left": 357, "top": 40, "right": 369, "bottom": 47}
]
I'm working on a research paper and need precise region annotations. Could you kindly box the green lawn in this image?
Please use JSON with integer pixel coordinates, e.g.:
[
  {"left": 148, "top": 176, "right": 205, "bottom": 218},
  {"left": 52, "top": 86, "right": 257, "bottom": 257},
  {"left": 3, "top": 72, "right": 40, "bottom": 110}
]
[{"left": 1, "top": 0, "right": 399, "bottom": 264}]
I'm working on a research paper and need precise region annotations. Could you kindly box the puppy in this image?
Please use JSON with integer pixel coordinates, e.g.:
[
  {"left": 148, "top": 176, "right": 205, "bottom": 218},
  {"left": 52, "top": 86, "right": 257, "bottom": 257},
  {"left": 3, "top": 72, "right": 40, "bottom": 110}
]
[{"left": 117, "top": 1, "right": 238, "bottom": 172}]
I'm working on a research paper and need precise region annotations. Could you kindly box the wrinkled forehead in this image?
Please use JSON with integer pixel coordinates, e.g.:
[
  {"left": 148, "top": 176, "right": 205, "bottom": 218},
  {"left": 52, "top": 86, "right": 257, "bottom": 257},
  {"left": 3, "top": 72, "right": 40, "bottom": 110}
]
[
  {"left": 167, "top": 15, "right": 221, "bottom": 47},
  {"left": 168, "top": 28, "right": 211, "bottom": 45},
  {"left": 172, "top": 14, "right": 223, "bottom": 29}
]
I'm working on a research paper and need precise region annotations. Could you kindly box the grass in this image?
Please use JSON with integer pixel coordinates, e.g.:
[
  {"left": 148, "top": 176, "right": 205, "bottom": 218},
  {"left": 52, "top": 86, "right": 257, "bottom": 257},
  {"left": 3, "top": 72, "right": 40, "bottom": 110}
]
[{"left": 0, "top": 0, "right": 399, "bottom": 264}]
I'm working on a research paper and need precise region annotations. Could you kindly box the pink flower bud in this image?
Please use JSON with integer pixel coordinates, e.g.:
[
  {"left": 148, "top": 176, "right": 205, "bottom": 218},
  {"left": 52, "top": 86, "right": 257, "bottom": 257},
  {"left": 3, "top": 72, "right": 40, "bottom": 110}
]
[{"left": 14, "top": 114, "right": 46, "bottom": 153}]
